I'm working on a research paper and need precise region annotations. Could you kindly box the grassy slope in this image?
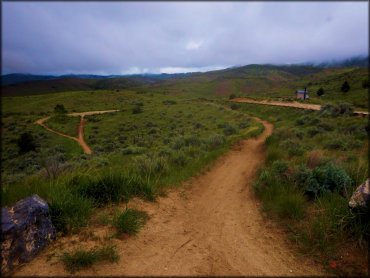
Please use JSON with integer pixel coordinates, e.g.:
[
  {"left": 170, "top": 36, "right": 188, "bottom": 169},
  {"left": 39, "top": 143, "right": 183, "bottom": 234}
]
[
  {"left": 1, "top": 77, "right": 143, "bottom": 97},
  {"left": 44, "top": 115, "right": 81, "bottom": 138},
  {"left": 138, "top": 65, "right": 369, "bottom": 109},
  {"left": 2, "top": 90, "right": 263, "bottom": 205}
]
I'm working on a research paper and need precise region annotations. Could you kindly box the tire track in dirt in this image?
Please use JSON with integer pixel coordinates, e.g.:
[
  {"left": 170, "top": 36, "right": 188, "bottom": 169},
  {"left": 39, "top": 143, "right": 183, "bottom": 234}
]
[
  {"left": 231, "top": 97, "right": 369, "bottom": 115},
  {"left": 35, "top": 110, "right": 118, "bottom": 154},
  {"left": 15, "top": 110, "right": 327, "bottom": 276}
]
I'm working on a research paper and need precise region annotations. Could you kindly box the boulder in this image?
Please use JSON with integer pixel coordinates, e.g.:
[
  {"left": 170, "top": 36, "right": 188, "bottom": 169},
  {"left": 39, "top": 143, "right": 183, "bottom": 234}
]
[
  {"left": 1, "top": 194, "right": 56, "bottom": 274},
  {"left": 349, "top": 179, "right": 370, "bottom": 209}
]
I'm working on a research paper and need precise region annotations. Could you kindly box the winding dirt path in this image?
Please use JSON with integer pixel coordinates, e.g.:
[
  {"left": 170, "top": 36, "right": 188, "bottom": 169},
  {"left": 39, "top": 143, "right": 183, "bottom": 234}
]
[
  {"left": 35, "top": 110, "right": 118, "bottom": 154},
  {"left": 231, "top": 97, "right": 369, "bottom": 115},
  {"left": 14, "top": 113, "right": 327, "bottom": 276}
]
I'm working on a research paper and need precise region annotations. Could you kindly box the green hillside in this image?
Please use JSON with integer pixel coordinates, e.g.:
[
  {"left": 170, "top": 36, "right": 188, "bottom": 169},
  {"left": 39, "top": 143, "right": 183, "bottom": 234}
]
[{"left": 140, "top": 64, "right": 369, "bottom": 109}]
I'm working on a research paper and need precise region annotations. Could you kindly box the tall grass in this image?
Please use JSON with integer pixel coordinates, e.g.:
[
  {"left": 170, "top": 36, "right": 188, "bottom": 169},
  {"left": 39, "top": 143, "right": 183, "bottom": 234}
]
[
  {"left": 112, "top": 208, "right": 148, "bottom": 236},
  {"left": 58, "top": 245, "right": 119, "bottom": 273}
]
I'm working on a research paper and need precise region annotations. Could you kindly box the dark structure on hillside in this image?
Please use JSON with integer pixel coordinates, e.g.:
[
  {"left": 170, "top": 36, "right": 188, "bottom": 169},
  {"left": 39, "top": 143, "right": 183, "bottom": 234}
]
[{"left": 296, "top": 88, "right": 309, "bottom": 100}]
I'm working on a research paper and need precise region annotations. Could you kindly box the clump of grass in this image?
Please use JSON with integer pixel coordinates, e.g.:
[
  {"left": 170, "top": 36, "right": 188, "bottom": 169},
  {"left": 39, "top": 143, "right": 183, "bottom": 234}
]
[
  {"left": 281, "top": 139, "right": 305, "bottom": 157},
  {"left": 59, "top": 245, "right": 119, "bottom": 273},
  {"left": 73, "top": 172, "right": 135, "bottom": 206},
  {"left": 253, "top": 162, "right": 307, "bottom": 220},
  {"left": 170, "top": 150, "right": 188, "bottom": 167},
  {"left": 205, "top": 134, "right": 226, "bottom": 150},
  {"left": 134, "top": 154, "right": 168, "bottom": 177},
  {"left": 48, "top": 185, "right": 94, "bottom": 234},
  {"left": 112, "top": 208, "right": 148, "bottom": 236},
  {"left": 275, "top": 190, "right": 306, "bottom": 220}
]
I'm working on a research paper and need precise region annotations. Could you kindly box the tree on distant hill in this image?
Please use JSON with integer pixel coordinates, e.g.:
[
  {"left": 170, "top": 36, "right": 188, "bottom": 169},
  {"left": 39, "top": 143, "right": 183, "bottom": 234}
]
[
  {"left": 317, "top": 87, "right": 325, "bottom": 96},
  {"left": 54, "top": 104, "right": 67, "bottom": 114},
  {"left": 229, "top": 93, "right": 236, "bottom": 100},
  {"left": 341, "top": 81, "right": 350, "bottom": 93}
]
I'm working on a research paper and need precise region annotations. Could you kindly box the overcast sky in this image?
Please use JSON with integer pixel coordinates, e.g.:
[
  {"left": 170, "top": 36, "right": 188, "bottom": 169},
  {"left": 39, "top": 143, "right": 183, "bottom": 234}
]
[{"left": 2, "top": 1, "right": 368, "bottom": 75}]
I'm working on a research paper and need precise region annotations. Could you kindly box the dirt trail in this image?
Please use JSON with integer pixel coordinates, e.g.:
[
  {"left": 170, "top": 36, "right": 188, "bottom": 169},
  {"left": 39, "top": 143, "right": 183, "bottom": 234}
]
[
  {"left": 231, "top": 97, "right": 369, "bottom": 115},
  {"left": 35, "top": 110, "right": 118, "bottom": 154},
  {"left": 15, "top": 113, "right": 327, "bottom": 276}
]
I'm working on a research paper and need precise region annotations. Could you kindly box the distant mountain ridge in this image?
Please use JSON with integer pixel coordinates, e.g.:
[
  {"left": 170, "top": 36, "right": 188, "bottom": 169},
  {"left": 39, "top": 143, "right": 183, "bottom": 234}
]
[
  {"left": 1, "top": 55, "right": 368, "bottom": 97},
  {"left": 1, "top": 72, "right": 196, "bottom": 86},
  {"left": 3, "top": 55, "right": 367, "bottom": 86}
]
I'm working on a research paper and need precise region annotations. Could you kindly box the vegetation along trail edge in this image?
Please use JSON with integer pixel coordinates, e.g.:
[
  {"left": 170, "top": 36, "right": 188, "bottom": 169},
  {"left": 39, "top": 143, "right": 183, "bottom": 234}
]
[
  {"left": 231, "top": 98, "right": 369, "bottom": 115},
  {"left": 14, "top": 112, "right": 327, "bottom": 276},
  {"left": 35, "top": 110, "right": 118, "bottom": 154}
]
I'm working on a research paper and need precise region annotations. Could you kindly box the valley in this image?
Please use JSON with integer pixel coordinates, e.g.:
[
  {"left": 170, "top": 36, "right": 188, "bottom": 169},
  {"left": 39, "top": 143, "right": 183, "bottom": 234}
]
[{"left": 1, "top": 63, "right": 369, "bottom": 276}]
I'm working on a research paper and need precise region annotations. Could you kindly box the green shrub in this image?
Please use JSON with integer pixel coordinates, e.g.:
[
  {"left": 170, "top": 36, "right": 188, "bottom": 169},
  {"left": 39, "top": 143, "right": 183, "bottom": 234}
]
[
  {"left": 194, "top": 122, "right": 203, "bottom": 129},
  {"left": 158, "top": 146, "right": 174, "bottom": 157},
  {"left": 293, "top": 162, "right": 352, "bottom": 197},
  {"left": 223, "top": 125, "right": 237, "bottom": 136},
  {"left": 121, "top": 146, "right": 143, "bottom": 155},
  {"left": 170, "top": 150, "right": 187, "bottom": 167},
  {"left": 341, "top": 81, "right": 350, "bottom": 92},
  {"left": 238, "top": 121, "right": 250, "bottom": 129},
  {"left": 132, "top": 106, "right": 142, "bottom": 114},
  {"left": 317, "top": 122, "right": 333, "bottom": 131},
  {"left": 230, "top": 103, "right": 239, "bottom": 110},
  {"left": 271, "top": 160, "right": 289, "bottom": 175},
  {"left": 17, "top": 132, "right": 36, "bottom": 154},
  {"left": 54, "top": 104, "right": 67, "bottom": 114},
  {"left": 162, "top": 100, "right": 177, "bottom": 105},
  {"left": 319, "top": 103, "right": 354, "bottom": 117},
  {"left": 294, "top": 129, "right": 305, "bottom": 139},
  {"left": 323, "top": 134, "right": 360, "bottom": 151},
  {"left": 316, "top": 87, "right": 324, "bottom": 96},
  {"left": 306, "top": 127, "right": 322, "bottom": 137},
  {"left": 281, "top": 139, "right": 304, "bottom": 157},
  {"left": 340, "top": 123, "right": 368, "bottom": 140},
  {"left": 217, "top": 122, "right": 228, "bottom": 129},
  {"left": 112, "top": 208, "right": 148, "bottom": 235},
  {"left": 295, "top": 115, "right": 319, "bottom": 126}
]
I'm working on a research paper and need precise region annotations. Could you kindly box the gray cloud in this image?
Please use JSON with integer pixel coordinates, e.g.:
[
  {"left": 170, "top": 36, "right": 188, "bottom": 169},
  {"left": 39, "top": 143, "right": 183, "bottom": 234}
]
[{"left": 2, "top": 2, "right": 368, "bottom": 75}]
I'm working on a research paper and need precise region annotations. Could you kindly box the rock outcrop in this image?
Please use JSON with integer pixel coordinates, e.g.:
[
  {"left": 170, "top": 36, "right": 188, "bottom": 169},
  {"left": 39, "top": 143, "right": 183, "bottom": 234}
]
[
  {"left": 1, "top": 194, "right": 56, "bottom": 274},
  {"left": 349, "top": 179, "right": 370, "bottom": 209}
]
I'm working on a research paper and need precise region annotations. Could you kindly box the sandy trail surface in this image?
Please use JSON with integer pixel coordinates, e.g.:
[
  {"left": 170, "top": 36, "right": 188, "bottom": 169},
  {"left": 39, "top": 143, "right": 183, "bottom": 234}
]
[
  {"left": 15, "top": 113, "right": 327, "bottom": 277},
  {"left": 35, "top": 110, "right": 118, "bottom": 154},
  {"left": 231, "top": 98, "right": 369, "bottom": 115}
]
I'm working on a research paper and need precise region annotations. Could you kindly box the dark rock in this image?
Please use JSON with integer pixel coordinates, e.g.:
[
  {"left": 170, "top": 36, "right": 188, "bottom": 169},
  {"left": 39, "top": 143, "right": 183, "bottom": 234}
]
[
  {"left": 1, "top": 194, "right": 56, "bottom": 274},
  {"left": 349, "top": 179, "right": 370, "bottom": 209}
]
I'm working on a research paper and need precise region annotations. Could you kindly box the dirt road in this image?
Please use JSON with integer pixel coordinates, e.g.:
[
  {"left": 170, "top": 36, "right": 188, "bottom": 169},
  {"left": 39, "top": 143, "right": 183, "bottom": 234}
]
[
  {"left": 231, "top": 98, "right": 369, "bottom": 115},
  {"left": 15, "top": 113, "right": 327, "bottom": 276},
  {"left": 35, "top": 110, "right": 118, "bottom": 154}
]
